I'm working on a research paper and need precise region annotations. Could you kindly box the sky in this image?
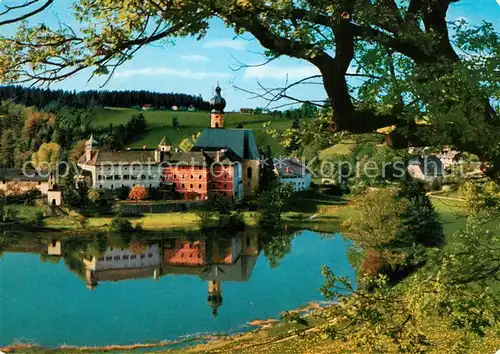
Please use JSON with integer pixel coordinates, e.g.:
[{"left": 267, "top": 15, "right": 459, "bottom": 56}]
[{"left": 2, "top": 0, "right": 500, "bottom": 111}]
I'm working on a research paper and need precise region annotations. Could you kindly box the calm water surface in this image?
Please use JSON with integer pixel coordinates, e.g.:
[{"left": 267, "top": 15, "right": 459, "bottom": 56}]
[{"left": 0, "top": 230, "right": 354, "bottom": 347}]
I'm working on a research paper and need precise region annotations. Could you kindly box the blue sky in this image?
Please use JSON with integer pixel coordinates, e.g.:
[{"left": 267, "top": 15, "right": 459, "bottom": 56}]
[{"left": 6, "top": 0, "right": 500, "bottom": 110}]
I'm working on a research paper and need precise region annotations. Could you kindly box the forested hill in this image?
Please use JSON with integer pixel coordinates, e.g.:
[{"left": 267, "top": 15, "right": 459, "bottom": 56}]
[{"left": 0, "top": 85, "right": 210, "bottom": 111}]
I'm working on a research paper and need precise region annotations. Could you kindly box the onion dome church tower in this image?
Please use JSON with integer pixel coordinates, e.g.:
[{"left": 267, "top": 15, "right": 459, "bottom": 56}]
[
  {"left": 210, "top": 83, "right": 226, "bottom": 129},
  {"left": 207, "top": 280, "right": 223, "bottom": 317}
]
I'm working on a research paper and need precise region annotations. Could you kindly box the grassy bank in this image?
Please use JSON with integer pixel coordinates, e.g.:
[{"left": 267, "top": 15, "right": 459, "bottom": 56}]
[
  {"left": 45, "top": 213, "right": 202, "bottom": 231},
  {"left": 43, "top": 192, "right": 347, "bottom": 233}
]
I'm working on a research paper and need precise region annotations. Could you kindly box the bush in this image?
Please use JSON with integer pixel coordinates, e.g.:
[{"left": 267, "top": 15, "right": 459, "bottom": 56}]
[
  {"left": 18, "top": 206, "right": 44, "bottom": 227},
  {"left": 397, "top": 181, "right": 444, "bottom": 247},
  {"left": 320, "top": 184, "right": 343, "bottom": 196},
  {"left": 344, "top": 183, "right": 444, "bottom": 281},
  {"left": 360, "top": 250, "right": 387, "bottom": 277},
  {"left": 257, "top": 183, "right": 293, "bottom": 229},
  {"left": 186, "top": 191, "right": 201, "bottom": 200},
  {"left": 111, "top": 203, "right": 123, "bottom": 215},
  {"left": 113, "top": 186, "right": 131, "bottom": 200},
  {"left": 110, "top": 217, "right": 135, "bottom": 232},
  {"left": 227, "top": 212, "right": 246, "bottom": 229},
  {"left": 430, "top": 178, "right": 442, "bottom": 191},
  {"left": 3, "top": 206, "right": 19, "bottom": 222},
  {"left": 88, "top": 188, "right": 102, "bottom": 205},
  {"left": 128, "top": 185, "right": 148, "bottom": 202}
]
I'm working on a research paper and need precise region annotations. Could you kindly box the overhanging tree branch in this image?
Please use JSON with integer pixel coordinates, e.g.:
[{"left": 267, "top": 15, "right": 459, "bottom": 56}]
[{"left": 0, "top": 0, "right": 54, "bottom": 26}]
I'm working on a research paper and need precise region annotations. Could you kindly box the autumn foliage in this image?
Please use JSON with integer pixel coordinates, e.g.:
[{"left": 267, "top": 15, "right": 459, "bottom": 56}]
[
  {"left": 31, "top": 142, "right": 62, "bottom": 171},
  {"left": 128, "top": 185, "right": 148, "bottom": 202}
]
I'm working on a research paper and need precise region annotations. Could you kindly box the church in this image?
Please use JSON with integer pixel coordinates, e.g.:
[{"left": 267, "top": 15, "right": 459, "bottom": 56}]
[{"left": 77, "top": 84, "right": 260, "bottom": 201}]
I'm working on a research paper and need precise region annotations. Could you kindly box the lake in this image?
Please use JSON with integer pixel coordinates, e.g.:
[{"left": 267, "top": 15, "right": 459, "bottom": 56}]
[{"left": 0, "top": 229, "right": 355, "bottom": 348}]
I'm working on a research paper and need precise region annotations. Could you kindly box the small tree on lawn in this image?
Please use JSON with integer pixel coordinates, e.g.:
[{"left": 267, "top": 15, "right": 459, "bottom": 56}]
[
  {"left": 207, "top": 192, "right": 232, "bottom": 226},
  {"left": 172, "top": 116, "right": 180, "bottom": 129},
  {"left": 258, "top": 182, "right": 293, "bottom": 229},
  {"left": 128, "top": 185, "right": 148, "bottom": 202}
]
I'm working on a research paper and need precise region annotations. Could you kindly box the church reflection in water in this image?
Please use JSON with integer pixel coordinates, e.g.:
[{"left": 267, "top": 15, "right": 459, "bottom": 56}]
[{"left": 48, "top": 231, "right": 260, "bottom": 317}]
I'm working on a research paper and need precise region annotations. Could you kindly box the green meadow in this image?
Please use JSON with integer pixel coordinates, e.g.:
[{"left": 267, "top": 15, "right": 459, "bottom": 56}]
[{"left": 90, "top": 107, "right": 294, "bottom": 154}]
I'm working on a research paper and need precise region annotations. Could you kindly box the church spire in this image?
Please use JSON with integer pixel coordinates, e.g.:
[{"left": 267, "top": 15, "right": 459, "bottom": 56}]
[
  {"left": 207, "top": 279, "right": 223, "bottom": 317},
  {"left": 210, "top": 82, "right": 226, "bottom": 129}
]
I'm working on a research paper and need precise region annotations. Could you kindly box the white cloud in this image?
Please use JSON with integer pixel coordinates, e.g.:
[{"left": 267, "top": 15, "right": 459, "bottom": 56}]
[
  {"left": 203, "top": 39, "right": 247, "bottom": 51},
  {"left": 244, "top": 65, "right": 320, "bottom": 80},
  {"left": 115, "top": 67, "right": 231, "bottom": 80},
  {"left": 180, "top": 54, "right": 210, "bottom": 62}
]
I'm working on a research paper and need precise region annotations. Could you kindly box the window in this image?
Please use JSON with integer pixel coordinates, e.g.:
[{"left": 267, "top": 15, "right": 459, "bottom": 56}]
[
  {"left": 190, "top": 184, "right": 193, "bottom": 189},
  {"left": 199, "top": 175, "right": 202, "bottom": 179},
  {"left": 111, "top": 185, "right": 114, "bottom": 189},
  {"left": 130, "top": 175, "right": 136, "bottom": 180},
  {"left": 123, "top": 175, "right": 130, "bottom": 180},
  {"left": 247, "top": 167, "right": 253, "bottom": 178},
  {"left": 123, "top": 255, "right": 129, "bottom": 260},
  {"left": 99, "top": 185, "right": 103, "bottom": 189},
  {"left": 114, "top": 255, "right": 120, "bottom": 260},
  {"left": 198, "top": 184, "right": 202, "bottom": 189},
  {"left": 224, "top": 184, "right": 227, "bottom": 188},
  {"left": 190, "top": 175, "right": 194, "bottom": 179},
  {"left": 106, "top": 175, "right": 113, "bottom": 180},
  {"left": 148, "top": 253, "right": 153, "bottom": 258},
  {"left": 141, "top": 175, "right": 146, "bottom": 180},
  {"left": 173, "top": 175, "right": 177, "bottom": 179},
  {"left": 181, "top": 174, "right": 185, "bottom": 179},
  {"left": 140, "top": 254, "right": 145, "bottom": 259},
  {"left": 181, "top": 183, "right": 185, "bottom": 188},
  {"left": 106, "top": 256, "right": 112, "bottom": 261},
  {"left": 114, "top": 175, "right": 120, "bottom": 180},
  {"left": 98, "top": 257, "right": 105, "bottom": 261},
  {"left": 149, "top": 175, "right": 155, "bottom": 180},
  {"left": 130, "top": 254, "right": 137, "bottom": 259}
]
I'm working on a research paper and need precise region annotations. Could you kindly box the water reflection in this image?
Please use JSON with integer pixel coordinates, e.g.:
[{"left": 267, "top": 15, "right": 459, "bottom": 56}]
[
  {"left": 48, "top": 231, "right": 261, "bottom": 317},
  {"left": 1, "top": 229, "right": 354, "bottom": 347}
]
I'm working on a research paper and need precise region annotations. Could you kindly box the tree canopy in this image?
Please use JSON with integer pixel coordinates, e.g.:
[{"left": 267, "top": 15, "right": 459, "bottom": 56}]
[{"left": 0, "top": 1, "right": 499, "bottom": 175}]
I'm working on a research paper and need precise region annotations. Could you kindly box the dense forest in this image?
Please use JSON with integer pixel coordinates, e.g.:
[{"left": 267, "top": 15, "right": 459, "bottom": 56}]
[
  {"left": 0, "top": 85, "right": 210, "bottom": 111},
  {"left": 0, "top": 102, "right": 148, "bottom": 169}
]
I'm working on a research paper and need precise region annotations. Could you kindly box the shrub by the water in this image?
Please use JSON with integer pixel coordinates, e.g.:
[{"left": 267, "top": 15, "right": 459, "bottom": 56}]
[
  {"left": 344, "top": 182, "right": 444, "bottom": 281},
  {"left": 110, "top": 217, "right": 135, "bottom": 233}
]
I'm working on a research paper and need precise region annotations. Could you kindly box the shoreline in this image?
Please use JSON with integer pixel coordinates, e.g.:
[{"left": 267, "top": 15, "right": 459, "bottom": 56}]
[{"left": 0, "top": 302, "right": 332, "bottom": 353}]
